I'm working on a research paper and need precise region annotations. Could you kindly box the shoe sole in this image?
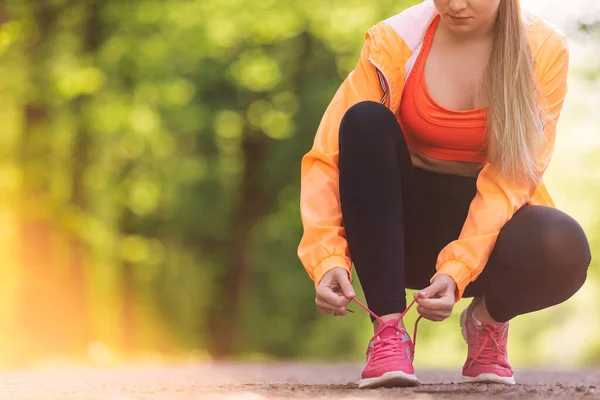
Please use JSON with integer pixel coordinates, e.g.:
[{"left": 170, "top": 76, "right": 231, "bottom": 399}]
[
  {"left": 359, "top": 371, "right": 420, "bottom": 389},
  {"left": 459, "top": 306, "right": 516, "bottom": 386},
  {"left": 461, "top": 373, "right": 516, "bottom": 385}
]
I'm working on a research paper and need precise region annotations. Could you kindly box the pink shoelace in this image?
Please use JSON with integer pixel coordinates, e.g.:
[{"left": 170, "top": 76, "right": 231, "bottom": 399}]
[
  {"left": 465, "top": 323, "right": 507, "bottom": 369},
  {"left": 351, "top": 297, "right": 423, "bottom": 349}
]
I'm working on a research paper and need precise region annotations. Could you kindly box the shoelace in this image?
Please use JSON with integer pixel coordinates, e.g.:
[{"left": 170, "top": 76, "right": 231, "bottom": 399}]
[
  {"left": 369, "top": 334, "right": 410, "bottom": 364},
  {"left": 465, "top": 323, "right": 507, "bottom": 369},
  {"left": 351, "top": 297, "right": 423, "bottom": 352}
]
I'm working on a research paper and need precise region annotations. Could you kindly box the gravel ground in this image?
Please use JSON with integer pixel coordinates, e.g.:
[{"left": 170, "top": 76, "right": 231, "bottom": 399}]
[{"left": 0, "top": 363, "right": 598, "bottom": 399}]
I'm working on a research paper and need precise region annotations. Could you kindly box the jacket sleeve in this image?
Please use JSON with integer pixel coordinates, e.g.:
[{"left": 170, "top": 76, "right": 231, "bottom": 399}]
[
  {"left": 298, "top": 34, "right": 385, "bottom": 288},
  {"left": 432, "top": 32, "right": 570, "bottom": 300}
]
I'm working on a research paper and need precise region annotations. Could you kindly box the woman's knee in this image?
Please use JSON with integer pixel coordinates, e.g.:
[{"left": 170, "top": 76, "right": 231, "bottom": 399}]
[
  {"left": 339, "top": 101, "right": 399, "bottom": 150},
  {"left": 508, "top": 206, "right": 592, "bottom": 274}
]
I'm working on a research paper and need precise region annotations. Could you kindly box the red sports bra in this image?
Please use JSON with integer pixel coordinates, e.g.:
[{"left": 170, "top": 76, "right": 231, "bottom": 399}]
[{"left": 398, "top": 15, "right": 488, "bottom": 163}]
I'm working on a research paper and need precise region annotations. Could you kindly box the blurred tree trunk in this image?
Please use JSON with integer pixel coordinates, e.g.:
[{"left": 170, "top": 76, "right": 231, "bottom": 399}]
[
  {"left": 212, "top": 131, "right": 271, "bottom": 356},
  {"left": 67, "top": 0, "right": 103, "bottom": 355},
  {"left": 121, "top": 261, "right": 136, "bottom": 352},
  {"left": 13, "top": 0, "right": 102, "bottom": 364},
  {"left": 15, "top": 0, "right": 59, "bottom": 364},
  {"left": 209, "top": 130, "right": 303, "bottom": 355},
  {"left": 207, "top": 33, "right": 315, "bottom": 357}
]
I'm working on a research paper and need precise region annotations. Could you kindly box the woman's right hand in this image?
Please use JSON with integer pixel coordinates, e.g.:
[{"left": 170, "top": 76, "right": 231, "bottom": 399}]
[{"left": 315, "top": 267, "right": 356, "bottom": 316}]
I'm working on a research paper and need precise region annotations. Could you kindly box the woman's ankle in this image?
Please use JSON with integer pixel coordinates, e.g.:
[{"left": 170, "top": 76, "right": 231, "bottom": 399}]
[
  {"left": 373, "top": 313, "right": 405, "bottom": 331},
  {"left": 472, "top": 297, "right": 502, "bottom": 324}
]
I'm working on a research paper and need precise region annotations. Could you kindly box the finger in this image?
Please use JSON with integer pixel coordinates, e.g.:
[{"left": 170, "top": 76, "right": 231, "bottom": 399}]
[
  {"left": 316, "top": 297, "right": 347, "bottom": 315},
  {"left": 334, "top": 270, "right": 356, "bottom": 299},
  {"left": 316, "top": 304, "right": 331, "bottom": 314},
  {"left": 416, "top": 296, "right": 454, "bottom": 311},
  {"left": 315, "top": 297, "right": 335, "bottom": 312},
  {"left": 316, "top": 300, "right": 336, "bottom": 314},
  {"left": 414, "top": 290, "right": 428, "bottom": 300},
  {"left": 315, "top": 297, "right": 335, "bottom": 313},
  {"left": 320, "top": 306, "right": 348, "bottom": 316},
  {"left": 415, "top": 294, "right": 447, "bottom": 307},
  {"left": 416, "top": 310, "right": 445, "bottom": 321},
  {"left": 315, "top": 297, "right": 326, "bottom": 313},
  {"left": 317, "top": 286, "right": 351, "bottom": 308},
  {"left": 425, "top": 314, "right": 447, "bottom": 322},
  {"left": 417, "top": 304, "right": 451, "bottom": 317},
  {"left": 418, "top": 279, "right": 448, "bottom": 299},
  {"left": 417, "top": 305, "right": 450, "bottom": 321},
  {"left": 335, "top": 307, "right": 348, "bottom": 316}
]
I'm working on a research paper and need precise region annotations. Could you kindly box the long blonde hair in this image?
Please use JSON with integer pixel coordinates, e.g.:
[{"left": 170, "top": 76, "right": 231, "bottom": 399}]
[{"left": 484, "top": 0, "right": 543, "bottom": 186}]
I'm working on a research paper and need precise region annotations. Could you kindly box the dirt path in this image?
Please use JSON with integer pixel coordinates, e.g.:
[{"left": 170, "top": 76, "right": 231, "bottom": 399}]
[{"left": 0, "top": 363, "right": 598, "bottom": 399}]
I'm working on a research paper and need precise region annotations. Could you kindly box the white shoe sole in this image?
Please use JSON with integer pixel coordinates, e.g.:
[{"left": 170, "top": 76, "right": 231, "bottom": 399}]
[
  {"left": 459, "top": 304, "right": 516, "bottom": 386},
  {"left": 461, "top": 373, "right": 516, "bottom": 385},
  {"left": 359, "top": 371, "right": 420, "bottom": 389}
]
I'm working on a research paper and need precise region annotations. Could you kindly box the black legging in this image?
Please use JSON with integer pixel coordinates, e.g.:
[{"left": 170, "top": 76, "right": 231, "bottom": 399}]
[{"left": 338, "top": 101, "right": 591, "bottom": 323}]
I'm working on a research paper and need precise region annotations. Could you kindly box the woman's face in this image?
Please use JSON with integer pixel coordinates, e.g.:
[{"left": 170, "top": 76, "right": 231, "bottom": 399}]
[{"left": 433, "top": 0, "right": 502, "bottom": 35}]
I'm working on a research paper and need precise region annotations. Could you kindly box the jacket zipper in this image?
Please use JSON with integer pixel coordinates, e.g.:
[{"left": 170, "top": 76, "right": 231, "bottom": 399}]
[{"left": 369, "top": 58, "right": 392, "bottom": 110}]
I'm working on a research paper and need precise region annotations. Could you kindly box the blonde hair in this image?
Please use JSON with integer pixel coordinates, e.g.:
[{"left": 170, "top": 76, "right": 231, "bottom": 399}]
[{"left": 484, "top": 0, "right": 543, "bottom": 186}]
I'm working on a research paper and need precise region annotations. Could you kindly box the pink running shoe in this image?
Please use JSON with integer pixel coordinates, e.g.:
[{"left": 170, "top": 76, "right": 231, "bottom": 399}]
[
  {"left": 460, "top": 301, "right": 516, "bottom": 385},
  {"left": 358, "top": 318, "right": 420, "bottom": 388}
]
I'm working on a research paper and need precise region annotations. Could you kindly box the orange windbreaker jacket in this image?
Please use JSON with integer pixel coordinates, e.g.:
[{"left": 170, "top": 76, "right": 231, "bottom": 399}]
[{"left": 298, "top": 0, "right": 569, "bottom": 299}]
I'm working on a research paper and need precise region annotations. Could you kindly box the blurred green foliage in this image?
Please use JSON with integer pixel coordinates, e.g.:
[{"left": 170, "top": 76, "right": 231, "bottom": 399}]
[{"left": 0, "top": 0, "right": 597, "bottom": 368}]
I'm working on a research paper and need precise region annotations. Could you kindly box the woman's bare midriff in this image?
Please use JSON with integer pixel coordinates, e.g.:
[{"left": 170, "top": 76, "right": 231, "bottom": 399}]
[{"left": 409, "top": 146, "right": 483, "bottom": 178}]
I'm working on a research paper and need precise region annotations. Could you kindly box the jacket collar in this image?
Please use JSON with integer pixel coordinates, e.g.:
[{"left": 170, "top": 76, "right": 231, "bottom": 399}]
[{"left": 366, "top": 0, "right": 545, "bottom": 113}]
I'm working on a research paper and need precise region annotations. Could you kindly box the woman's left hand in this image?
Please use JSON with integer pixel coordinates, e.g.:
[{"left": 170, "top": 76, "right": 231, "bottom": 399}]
[{"left": 414, "top": 274, "right": 457, "bottom": 322}]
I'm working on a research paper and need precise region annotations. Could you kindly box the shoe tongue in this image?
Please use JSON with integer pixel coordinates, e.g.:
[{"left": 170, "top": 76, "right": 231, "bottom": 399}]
[
  {"left": 470, "top": 309, "right": 483, "bottom": 327},
  {"left": 471, "top": 308, "right": 507, "bottom": 331},
  {"left": 481, "top": 321, "right": 509, "bottom": 337},
  {"left": 376, "top": 320, "right": 408, "bottom": 341},
  {"left": 476, "top": 314, "right": 508, "bottom": 328}
]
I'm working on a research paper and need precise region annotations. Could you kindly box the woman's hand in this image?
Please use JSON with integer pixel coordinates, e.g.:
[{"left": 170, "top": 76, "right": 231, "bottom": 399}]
[
  {"left": 316, "top": 267, "right": 355, "bottom": 316},
  {"left": 414, "top": 274, "right": 457, "bottom": 322}
]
